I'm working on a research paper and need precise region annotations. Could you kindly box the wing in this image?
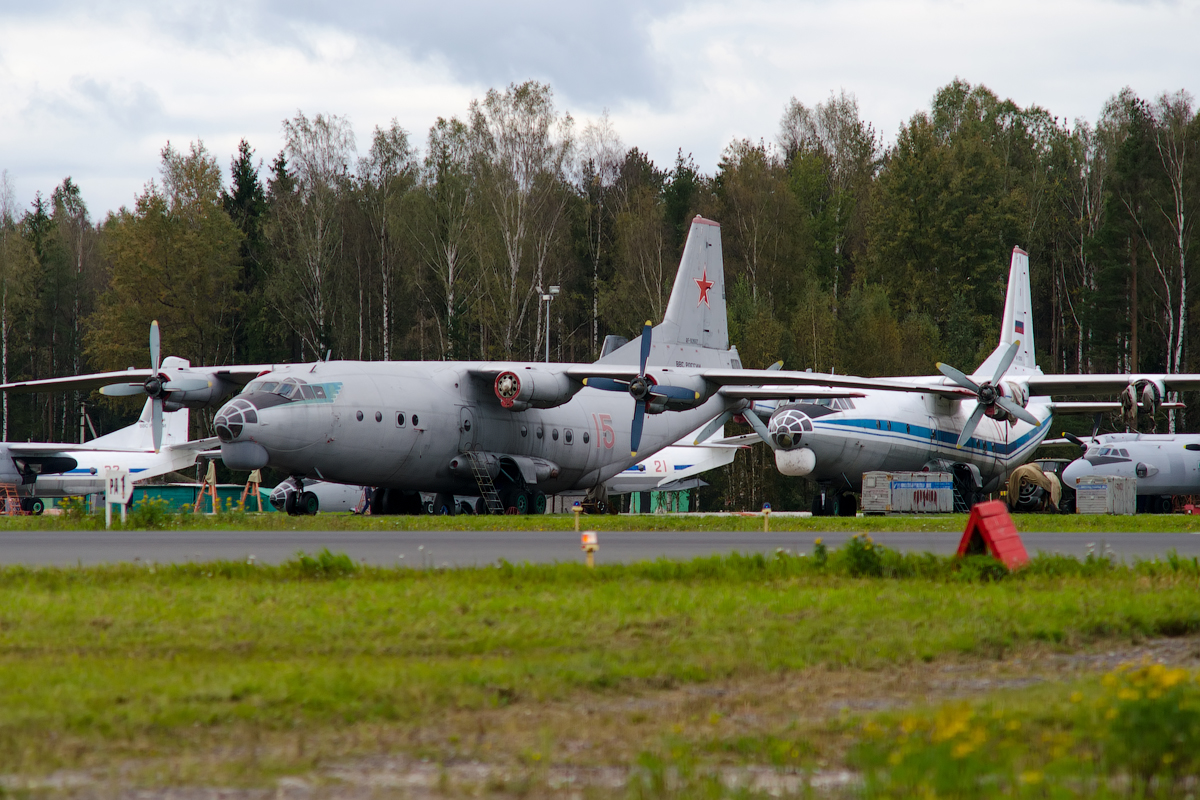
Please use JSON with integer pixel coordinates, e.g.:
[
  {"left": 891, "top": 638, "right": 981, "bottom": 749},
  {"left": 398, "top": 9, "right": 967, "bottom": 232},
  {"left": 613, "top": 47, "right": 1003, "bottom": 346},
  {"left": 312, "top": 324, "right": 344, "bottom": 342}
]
[
  {"left": 1027, "top": 374, "right": 1200, "bottom": 396},
  {"left": 1047, "top": 401, "right": 1185, "bottom": 414},
  {"left": 0, "top": 365, "right": 282, "bottom": 395}
]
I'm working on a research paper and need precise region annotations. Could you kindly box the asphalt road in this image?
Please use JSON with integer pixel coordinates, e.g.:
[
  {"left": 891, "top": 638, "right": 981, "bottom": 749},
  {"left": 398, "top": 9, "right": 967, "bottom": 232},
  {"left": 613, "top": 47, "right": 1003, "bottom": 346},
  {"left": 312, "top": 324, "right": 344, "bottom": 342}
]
[{"left": 1, "top": 529, "right": 1198, "bottom": 567}]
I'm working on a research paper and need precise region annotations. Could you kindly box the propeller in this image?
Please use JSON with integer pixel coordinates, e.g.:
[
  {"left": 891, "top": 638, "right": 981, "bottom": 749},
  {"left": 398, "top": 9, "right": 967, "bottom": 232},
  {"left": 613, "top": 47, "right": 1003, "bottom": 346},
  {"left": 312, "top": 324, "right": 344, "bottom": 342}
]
[
  {"left": 937, "top": 341, "right": 1040, "bottom": 449},
  {"left": 583, "top": 321, "right": 698, "bottom": 456},
  {"left": 1063, "top": 413, "right": 1103, "bottom": 454},
  {"left": 98, "top": 320, "right": 209, "bottom": 451},
  {"left": 691, "top": 361, "right": 783, "bottom": 446}
]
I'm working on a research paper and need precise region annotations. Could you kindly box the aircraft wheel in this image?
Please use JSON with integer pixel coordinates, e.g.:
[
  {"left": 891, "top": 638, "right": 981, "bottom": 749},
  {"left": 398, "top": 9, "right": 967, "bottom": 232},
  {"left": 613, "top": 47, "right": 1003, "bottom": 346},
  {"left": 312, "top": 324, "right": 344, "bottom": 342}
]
[
  {"left": 810, "top": 494, "right": 824, "bottom": 517},
  {"left": 1156, "top": 495, "right": 1174, "bottom": 514},
  {"left": 531, "top": 491, "right": 547, "bottom": 515},
  {"left": 513, "top": 491, "right": 529, "bottom": 515},
  {"left": 837, "top": 493, "right": 857, "bottom": 517},
  {"left": 458, "top": 500, "right": 476, "bottom": 515},
  {"left": 473, "top": 497, "right": 488, "bottom": 515},
  {"left": 300, "top": 491, "right": 319, "bottom": 515},
  {"left": 432, "top": 493, "right": 455, "bottom": 515},
  {"left": 30, "top": 498, "right": 44, "bottom": 515}
]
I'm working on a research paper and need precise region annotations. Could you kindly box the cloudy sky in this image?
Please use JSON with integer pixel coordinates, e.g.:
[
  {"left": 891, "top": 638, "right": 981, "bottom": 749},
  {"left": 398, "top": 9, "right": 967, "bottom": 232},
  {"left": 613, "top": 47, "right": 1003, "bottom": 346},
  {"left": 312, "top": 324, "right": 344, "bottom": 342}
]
[{"left": 2, "top": 0, "right": 1197, "bottom": 217}]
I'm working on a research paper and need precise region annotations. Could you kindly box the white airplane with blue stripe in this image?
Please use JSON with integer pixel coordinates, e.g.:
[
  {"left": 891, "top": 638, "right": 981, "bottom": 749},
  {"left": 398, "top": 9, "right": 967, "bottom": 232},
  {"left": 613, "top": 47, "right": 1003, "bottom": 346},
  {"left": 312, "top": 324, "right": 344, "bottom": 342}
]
[
  {"left": 0, "top": 383, "right": 214, "bottom": 513},
  {"left": 723, "top": 247, "right": 1169, "bottom": 516}
]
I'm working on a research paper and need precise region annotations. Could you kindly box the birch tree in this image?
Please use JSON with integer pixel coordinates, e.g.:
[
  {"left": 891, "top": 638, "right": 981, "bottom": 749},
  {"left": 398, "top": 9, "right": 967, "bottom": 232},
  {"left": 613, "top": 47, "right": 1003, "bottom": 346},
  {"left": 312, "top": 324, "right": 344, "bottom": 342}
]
[
  {"left": 578, "top": 110, "right": 623, "bottom": 354},
  {"left": 358, "top": 120, "right": 416, "bottom": 360},
  {"left": 468, "top": 82, "right": 574, "bottom": 358}
]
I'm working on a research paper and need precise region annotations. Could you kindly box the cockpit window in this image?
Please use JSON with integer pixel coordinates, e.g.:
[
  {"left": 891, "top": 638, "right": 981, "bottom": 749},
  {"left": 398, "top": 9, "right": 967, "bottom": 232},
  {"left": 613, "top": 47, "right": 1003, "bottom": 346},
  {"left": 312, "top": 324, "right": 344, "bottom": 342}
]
[
  {"left": 312, "top": 385, "right": 326, "bottom": 399},
  {"left": 277, "top": 383, "right": 296, "bottom": 398},
  {"left": 1119, "top": 449, "right": 1129, "bottom": 457},
  {"left": 300, "top": 385, "right": 315, "bottom": 400},
  {"left": 259, "top": 382, "right": 278, "bottom": 393},
  {"left": 1099, "top": 448, "right": 1111, "bottom": 456}
]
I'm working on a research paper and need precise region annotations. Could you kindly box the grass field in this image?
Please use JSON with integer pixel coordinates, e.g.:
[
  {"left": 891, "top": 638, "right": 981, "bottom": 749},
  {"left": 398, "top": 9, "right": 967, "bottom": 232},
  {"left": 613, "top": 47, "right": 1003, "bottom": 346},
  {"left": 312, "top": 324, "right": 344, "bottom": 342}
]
[
  {"left": 7, "top": 502, "right": 1200, "bottom": 533},
  {"left": 1, "top": 543, "right": 1199, "bottom": 797}
]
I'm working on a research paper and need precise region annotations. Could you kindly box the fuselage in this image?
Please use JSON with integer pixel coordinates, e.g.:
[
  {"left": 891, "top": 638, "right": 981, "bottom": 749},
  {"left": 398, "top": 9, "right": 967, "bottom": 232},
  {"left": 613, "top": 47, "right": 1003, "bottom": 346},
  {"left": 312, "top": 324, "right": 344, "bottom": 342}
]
[
  {"left": 217, "top": 360, "right": 740, "bottom": 494},
  {"left": 768, "top": 389, "right": 1053, "bottom": 492},
  {"left": 1061, "top": 433, "right": 1200, "bottom": 496}
]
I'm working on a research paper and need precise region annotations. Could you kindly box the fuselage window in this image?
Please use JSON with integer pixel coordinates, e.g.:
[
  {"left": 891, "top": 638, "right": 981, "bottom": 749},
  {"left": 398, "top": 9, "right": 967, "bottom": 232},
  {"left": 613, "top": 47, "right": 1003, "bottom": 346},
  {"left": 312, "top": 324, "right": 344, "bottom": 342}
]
[
  {"left": 411, "top": 414, "right": 419, "bottom": 427},
  {"left": 536, "top": 427, "right": 544, "bottom": 439},
  {"left": 906, "top": 424, "right": 910, "bottom": 434},
  {"left": 356, "top": 411, "right": 364, "bottom": 421},
  {"left": 312, "top": 385, "right": 326, "bottom": 399},
  {"left": 375, "top": 411, "right": 382, "bottom": 422},
  {"left": 396, "top": 412, "right": 406, "bottom": 427},
  {"left": 565, "top": 429, "right": 573, "bottom": 444},
  {"left": 583, "top": 431, "right": 590, "bottom": 444},
  {"left": 463, "top": 418, "right": 471, "bottom": 431},
  {"left": 552, "top": 428, "right": 559, "bottom": 441},
  {"left": 300, "top": 385, "right": 316, "bottom": 400},
  {"left": 877, "top": 421, "right": 881, "bottom": 429},
  {"left": 521, "top": 425, "right": 528, "bottom": 437}
]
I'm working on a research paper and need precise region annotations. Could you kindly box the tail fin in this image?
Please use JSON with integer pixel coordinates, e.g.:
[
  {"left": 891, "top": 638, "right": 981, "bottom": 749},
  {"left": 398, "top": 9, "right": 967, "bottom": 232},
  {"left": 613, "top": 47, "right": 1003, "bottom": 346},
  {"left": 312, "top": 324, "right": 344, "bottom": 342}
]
[
  {"left": 599, "top": 215, "right": 728, "bottom": 364},
  {"left": 974, "top": 246, "right": 1038, "bottom": 378},
  {"left": 88, "top": 399, "right": 190, "bottom": 450}
]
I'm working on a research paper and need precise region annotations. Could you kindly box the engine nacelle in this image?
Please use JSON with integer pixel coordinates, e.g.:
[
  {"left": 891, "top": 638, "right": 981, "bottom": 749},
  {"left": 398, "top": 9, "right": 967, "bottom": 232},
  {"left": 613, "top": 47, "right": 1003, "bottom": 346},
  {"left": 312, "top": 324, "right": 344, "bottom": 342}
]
[
  {"left": 985, "top": 381, "right": 1030, "bottom": 423},
  {"left": 494, "top": 369, "right": 579, "bottom": 411},
  {"left": 1136, "top": 379, "right": 1166, "bottom": 414},
  {"left": 645, "top": 374, "right": 708, "bottom": 414}
]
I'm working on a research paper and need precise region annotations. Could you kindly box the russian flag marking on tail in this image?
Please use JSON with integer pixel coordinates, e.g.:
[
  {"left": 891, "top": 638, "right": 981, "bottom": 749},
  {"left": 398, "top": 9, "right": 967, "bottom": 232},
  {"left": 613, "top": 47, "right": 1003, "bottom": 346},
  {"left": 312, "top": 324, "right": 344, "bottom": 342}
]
[{"left": 1014, "top": 320, "right": 1024, "bottom": 334}]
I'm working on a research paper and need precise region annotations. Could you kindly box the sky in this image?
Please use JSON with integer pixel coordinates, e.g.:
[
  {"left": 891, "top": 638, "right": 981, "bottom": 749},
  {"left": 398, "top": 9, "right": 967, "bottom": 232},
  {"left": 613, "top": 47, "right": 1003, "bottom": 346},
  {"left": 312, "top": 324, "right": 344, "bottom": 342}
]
[{"left": 1, "top": 0, "right": 1197, "bottom": 218}]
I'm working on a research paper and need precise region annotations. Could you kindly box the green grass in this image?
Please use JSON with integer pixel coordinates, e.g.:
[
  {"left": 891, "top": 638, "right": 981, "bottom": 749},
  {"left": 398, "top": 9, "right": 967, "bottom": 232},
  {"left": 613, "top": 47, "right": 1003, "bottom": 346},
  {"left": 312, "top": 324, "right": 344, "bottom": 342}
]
[
  {"left": 0, "top": 546, "right": 1198, "bottom": 784},
  {"left": 8, "top": 506, "right": 1200, "bottom": 532}
]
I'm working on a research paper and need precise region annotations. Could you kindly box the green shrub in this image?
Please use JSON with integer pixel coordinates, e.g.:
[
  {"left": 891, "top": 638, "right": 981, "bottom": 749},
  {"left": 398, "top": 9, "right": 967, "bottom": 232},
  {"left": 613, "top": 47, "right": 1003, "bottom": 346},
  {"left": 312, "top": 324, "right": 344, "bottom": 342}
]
[
  {"left": 838, "top": 533, "right": 883, "bottom": 577},
  {"left": 1100, "top": 663, "right": 1200, "bottom": 782},
  {"left": 126, "top": 497, "right": 173, "bottom": 529},
  {"left": 286, "top": 548, "right": 359, "bottom": 579}
]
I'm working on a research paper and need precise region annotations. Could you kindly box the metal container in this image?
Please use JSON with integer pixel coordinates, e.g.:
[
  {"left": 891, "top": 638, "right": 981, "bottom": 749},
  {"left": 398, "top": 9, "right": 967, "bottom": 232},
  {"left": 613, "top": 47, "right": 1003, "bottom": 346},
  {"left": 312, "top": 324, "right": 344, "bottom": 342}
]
[
  {"left": 1073, "top": 475, "right": 1137, "bottom": 515},
  {"left": 862, "top": 471, "right": 954, "bottom": 514}
]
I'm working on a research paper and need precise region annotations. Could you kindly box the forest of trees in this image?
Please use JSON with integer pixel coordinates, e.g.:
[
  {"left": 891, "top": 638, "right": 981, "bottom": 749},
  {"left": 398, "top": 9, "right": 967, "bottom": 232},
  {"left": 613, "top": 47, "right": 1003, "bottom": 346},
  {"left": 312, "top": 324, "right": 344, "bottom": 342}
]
[{"left": 0, "top": 79, "right": 1196, "bottom": 509}]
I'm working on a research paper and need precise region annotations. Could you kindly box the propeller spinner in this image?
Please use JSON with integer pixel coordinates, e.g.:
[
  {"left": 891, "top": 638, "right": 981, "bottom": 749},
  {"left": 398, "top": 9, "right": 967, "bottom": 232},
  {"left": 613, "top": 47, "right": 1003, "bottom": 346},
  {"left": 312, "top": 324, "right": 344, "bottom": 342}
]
[
  {"left": 98, "top": 320, "right": 208, "bottom": 451},
  {"left": 937, "top": 341, "right": 1040, "bottom": 449},
  {"left": 583, "top": 321, "right": 699, "bottom": 456}
]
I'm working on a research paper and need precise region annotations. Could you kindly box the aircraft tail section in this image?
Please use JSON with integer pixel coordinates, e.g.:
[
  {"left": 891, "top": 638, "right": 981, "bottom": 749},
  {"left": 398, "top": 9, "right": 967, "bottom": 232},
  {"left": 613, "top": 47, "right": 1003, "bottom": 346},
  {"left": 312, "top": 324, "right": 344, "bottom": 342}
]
[
  {"left": 88, "top": 399, "right": 190, "bottom": 450},
  {"left": 974, "top": 246, "right": 1039, "bottom": 379},
  {"left": 598, "top": 215, "right": 730, "bottom": 366}
]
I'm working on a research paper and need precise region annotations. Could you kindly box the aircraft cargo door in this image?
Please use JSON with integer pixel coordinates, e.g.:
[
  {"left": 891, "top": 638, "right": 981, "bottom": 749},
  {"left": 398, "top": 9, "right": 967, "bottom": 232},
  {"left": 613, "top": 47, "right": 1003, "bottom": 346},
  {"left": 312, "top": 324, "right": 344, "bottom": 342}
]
[{"left": 459, "top": 406, "right": 476, "bottom": 452}]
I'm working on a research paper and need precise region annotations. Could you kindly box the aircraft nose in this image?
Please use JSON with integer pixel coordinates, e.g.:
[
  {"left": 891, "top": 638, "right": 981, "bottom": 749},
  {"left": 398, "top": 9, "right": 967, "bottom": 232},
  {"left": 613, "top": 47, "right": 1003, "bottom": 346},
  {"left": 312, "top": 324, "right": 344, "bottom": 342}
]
[
  {"left": 214, "top": 398, "right": 259, "bottom": 443},
  {"left": 767, "top": 408, "right": 813, "bottom": 450},
  {"left": 1061, "top": 458, "right": 1090, "bottom": 487}
]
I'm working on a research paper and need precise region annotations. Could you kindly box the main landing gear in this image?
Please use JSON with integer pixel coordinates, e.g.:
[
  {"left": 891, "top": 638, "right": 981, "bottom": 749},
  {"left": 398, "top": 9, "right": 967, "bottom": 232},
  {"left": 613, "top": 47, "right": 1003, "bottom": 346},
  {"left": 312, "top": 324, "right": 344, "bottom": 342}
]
[
  {"left": 284, "top": 477, "right": 320, "bottom": 516},
  {"left": 810, "top": 486, "right": 857, "bottom": 517}
]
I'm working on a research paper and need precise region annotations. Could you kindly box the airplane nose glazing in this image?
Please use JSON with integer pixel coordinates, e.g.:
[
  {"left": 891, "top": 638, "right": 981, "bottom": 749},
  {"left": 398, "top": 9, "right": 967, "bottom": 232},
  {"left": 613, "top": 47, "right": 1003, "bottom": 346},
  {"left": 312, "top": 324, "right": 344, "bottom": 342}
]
[{"left": 215, "top": 399, "right": 259, "bottom": 443}]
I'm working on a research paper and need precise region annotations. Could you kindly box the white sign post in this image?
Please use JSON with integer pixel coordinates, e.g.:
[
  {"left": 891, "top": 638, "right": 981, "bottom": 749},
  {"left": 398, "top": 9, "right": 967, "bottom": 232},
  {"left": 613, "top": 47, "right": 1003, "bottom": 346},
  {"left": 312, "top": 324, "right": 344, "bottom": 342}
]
[{"left": 104, "top": 468, "right": 132, "bottom": 528}]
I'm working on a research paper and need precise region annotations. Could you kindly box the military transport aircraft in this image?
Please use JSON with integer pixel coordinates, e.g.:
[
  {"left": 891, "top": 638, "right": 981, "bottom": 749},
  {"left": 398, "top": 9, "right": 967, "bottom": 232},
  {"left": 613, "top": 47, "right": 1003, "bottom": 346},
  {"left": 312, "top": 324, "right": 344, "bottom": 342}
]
[
  {"left": 1, "top": 217, "right": 852, "bottom": 515},
  {"left": 1, "top": 383, "right": 213, "bottom": 513},
  {"left": 717, "top": 247, "right": 1196, "bottom": 516}
]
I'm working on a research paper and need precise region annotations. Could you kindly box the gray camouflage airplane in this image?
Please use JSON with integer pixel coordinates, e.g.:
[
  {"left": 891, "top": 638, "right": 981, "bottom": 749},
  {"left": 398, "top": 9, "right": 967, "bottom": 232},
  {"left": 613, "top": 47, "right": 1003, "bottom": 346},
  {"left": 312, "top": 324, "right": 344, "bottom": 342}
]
[{"left": 1, "top": 216, "right": 848, "bottom": 515}]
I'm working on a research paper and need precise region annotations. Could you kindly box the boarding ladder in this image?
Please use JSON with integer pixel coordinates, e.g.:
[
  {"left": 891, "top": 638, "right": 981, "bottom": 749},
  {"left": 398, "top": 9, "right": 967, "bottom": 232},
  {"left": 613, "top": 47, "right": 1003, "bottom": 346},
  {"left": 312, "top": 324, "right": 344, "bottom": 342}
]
[
  {"left": 0, "top": 484, "right": 27, "bottom": 515},
  {"left": 465, "top": 450, "right": 506, "bottom": 515}
]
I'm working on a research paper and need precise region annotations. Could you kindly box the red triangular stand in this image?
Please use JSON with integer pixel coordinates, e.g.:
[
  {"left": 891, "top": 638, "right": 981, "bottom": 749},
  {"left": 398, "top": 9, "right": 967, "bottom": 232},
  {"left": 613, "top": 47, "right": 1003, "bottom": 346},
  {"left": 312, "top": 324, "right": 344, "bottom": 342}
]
[{"left": 957, "top": 500, "right": 1029, "bottom": 570}]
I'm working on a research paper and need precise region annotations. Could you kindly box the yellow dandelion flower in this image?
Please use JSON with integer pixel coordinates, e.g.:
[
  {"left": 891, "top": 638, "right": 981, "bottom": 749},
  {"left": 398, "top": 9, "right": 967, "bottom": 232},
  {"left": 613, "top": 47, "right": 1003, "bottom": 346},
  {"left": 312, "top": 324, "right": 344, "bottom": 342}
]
[
  {"left": 1019, "top": 771, "right": 1044, "bottom": 785},
  {"left": 1069, "top": 691, "right": 1083, "bottom": 703}
]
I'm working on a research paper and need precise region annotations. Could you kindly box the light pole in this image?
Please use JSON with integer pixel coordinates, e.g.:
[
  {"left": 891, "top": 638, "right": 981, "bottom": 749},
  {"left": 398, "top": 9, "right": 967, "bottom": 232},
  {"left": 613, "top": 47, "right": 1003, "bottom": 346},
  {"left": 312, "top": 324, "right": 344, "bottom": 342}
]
[{"left": 542, "top": 285, "right": 560, "bottom": 362}]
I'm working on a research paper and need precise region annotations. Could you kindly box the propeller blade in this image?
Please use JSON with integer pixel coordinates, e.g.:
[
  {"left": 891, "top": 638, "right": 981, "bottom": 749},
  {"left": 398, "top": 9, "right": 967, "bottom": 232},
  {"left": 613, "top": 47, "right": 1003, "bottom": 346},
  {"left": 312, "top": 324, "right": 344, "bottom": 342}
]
[
  {"left": 150, "top": 320, "right": 161, "bottom": 375},
  {"left": 956, "top": 404, "right": 988, "bottom": 449},
  {"left": 630, "top": 398, "right": 646, "bottom": 456},
  {"left": 937, "top": 362, "right": 980, "bottom": 393},
  {"left": 648, "top": 385, "right": 700, "bottom": 401},
  {"left": 152, "top": 397, "right": 163, "bottom": 453},
  {"left": 991, "top": 341, "right": 1020, "bottom": 385},
  {"left": 638, "top": 320, "right": 652, "bottom": 376},
  {"left": 99, "top": 383, "right": 146, "bottom": 397},
  {"left": 1063, "top": 432, "right": 1086, "bottom": 452},
  {"left": 767, "top": 360, "right": 783, "bottom": 371},
  {"left": 582, "top": 377, "right": 628, "bottom": 392},
  {"left": 742, "top": 407, "right": 776, "bottom": 450},
  {"left": 693, "top": 410, "right": 734, "bottom": 445},
  {"left": 162, "top": 378, "right": 211, "bottom": 392},
  {"left": 996, "top": 395, "right": 1040, "bottom": 426},
  {"left": 1091, "top": 412, "right": 1102, "bottom": 440}
]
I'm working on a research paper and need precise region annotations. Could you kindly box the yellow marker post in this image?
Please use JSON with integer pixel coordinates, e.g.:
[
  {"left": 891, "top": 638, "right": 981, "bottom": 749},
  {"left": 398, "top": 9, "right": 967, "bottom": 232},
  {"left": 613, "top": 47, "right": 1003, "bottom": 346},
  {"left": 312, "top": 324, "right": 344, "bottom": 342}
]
[
  {"left": 763, "top": 502, "right": 772, "bottom": 532},
  {"left": 581, "top": 530, "right": 599, "bottom": 568},
  {"left": 573, "top": 501, "right": 582, "bottom": 532}
]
